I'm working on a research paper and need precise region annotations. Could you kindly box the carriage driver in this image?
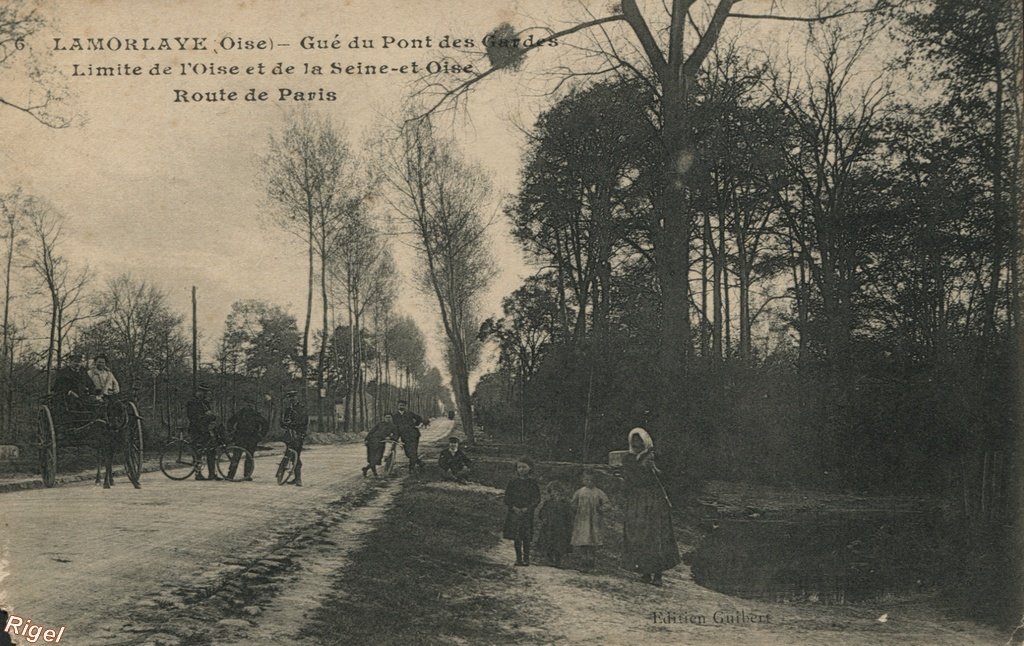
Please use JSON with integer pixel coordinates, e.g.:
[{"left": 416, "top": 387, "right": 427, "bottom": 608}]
[
  {"left": 51, "top": 352, "right": 101, "bottom": 422},
  {"left": 186, "top": 383, "right": 222, "bottom": 481}
]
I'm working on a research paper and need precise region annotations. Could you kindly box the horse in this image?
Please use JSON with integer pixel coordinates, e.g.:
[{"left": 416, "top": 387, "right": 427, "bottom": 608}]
[{"left": 89, "top": 397, "right": 140, "bottom": 489}]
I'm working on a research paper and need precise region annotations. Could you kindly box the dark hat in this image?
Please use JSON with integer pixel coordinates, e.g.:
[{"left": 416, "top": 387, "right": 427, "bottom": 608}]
[
  {"left": 448, "top": 437, "right": 460, "bottom": 444},
  {"left": 68, "top": 352, "right": 84, "bottom": 360},
  {"left": 397, "top": 399, "right": 408, "bottom": 404},
  {"left": 196, "top": 383, "right": 211, "bottom": 392}
]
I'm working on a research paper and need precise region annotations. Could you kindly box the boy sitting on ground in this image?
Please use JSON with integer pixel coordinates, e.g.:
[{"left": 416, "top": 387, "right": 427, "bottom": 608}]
[{"left": 438, "top": 436, "right": 472, "bottom": 482}]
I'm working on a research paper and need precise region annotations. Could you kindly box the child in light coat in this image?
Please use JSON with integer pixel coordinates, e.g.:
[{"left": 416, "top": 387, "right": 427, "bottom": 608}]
[{"left": 570, "top": 469, "right": 611, "bottom": 570}]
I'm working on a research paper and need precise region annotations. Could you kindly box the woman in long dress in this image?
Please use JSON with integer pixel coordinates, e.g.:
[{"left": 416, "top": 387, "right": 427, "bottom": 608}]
[{"left": 621, "top": 427, "right": 680, "bottom": 585}]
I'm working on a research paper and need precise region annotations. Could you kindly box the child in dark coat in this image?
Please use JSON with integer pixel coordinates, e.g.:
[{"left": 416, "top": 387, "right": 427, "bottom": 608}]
[
  {"left": 502, "top": 457, "right": 540, "bottom": 566},
  {"left": 535, "top": 480, "right": 573, "bottom": 567},
  {"left": 438, "top": 436, "right": 472, "bottom": 482}
]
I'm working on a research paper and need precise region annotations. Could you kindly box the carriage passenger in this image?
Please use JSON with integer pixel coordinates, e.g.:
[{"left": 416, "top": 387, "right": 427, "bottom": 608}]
[{"left": 88, "top": 354, "right": 120, "bottom": 397}]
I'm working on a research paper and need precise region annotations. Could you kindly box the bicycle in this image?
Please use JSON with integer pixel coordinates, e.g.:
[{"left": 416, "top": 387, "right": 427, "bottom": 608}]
[
  {"left": 381, "top": 437, "right": 401, "bottom": 476},
  {"left": 159, "top": 425, "right": 253, "bottom": 482},
  {"left": 276, "top": 445, "right": 299, "bottom": 484}
]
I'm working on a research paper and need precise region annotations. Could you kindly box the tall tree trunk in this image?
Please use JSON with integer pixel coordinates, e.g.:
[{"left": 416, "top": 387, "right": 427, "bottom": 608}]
[
  {"left": 700, "top": 223, "right": 709, "bottom": 357},
  {"left": 2, "top": 214, "right": 14, "bottom": 438},
  {"left": 707, "top": 209, "right": 723, "bottom": 361},
  {"left": 654, "top": 78, "right": 695, "bottom": 447},
  {"left": 45, "top": 292, "right": 58, "bottom": 391},
  {"left": 720, "top": 211, "right": 731, "bottom": 356},
  {"left": 302, "top": 215, "right": 313, "bottom": 407},
  {"left": 982, "top": 23, "right": 1006, "bottom": 349},
  {"left": 734, "top": 213, "right": 751, "bottom": 360},
  {"left": 318, "top": 227, "right": 328, "bottom": 433}
]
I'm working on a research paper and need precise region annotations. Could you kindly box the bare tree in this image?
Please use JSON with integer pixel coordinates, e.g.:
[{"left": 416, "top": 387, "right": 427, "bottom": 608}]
[
  {"left": 78, "top": 274, "right": 185, "bottom": 391},
  {"left": 260, "top": 109, "right": 358, "bottom": 430},
  {"left": 22, "top": 197, "right": 90, "bottom": 388},
  {"left": 380, "top": 116, "right": 494, "bottom": 442},
  {"left": 328, "top": 205, "right": 393, "bottom": 432},
  {"left": 415, "top": 0, "right": 894, "bottom": 451},
  {"left": 769, "top": 21, "right": 892, "bottom": 364},
  {"left": 0, "top": 190, "right": 27, "bottom": 436},
  {"left": 0, "top": 0, "right": 73, "bottom": 127}
]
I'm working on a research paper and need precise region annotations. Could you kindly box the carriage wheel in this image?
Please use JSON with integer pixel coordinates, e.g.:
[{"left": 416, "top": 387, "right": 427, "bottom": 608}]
[
  {"left": 159, "top": 438, "right": 197, "bottom": 480},
  {"left": 276, "top": 448, "right": 298, "bottom": 485},
  {"left": 123, "top": 402, "right": 144, "bottom": 487},
  {"left": 37, "top": 406, "right": 57, "bottom": 488},
  {"left": 217, "top": 445, "right": 254, "bottom": 482}
]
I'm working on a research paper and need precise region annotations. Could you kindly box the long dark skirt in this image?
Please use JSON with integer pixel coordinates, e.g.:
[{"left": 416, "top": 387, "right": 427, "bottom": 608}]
[{"left": 622, "top": 486, "right": 681, "bottom": 574}]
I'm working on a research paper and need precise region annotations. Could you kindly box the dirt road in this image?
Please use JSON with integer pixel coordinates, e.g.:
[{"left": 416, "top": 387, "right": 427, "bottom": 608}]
[{"left": 0, "top": 420, "right": 451, "bottom": 645}]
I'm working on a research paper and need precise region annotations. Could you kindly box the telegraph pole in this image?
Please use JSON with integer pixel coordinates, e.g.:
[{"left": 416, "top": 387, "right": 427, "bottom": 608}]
[{"left": 191, "top": 286, "right": 198, "bottom": 393}]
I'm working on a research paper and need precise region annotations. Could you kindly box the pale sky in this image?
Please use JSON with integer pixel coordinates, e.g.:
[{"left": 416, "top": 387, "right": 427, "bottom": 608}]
[
  {"left": 2, "top": 0, "right": 582, "bottom": 378},
  {"left": 0, "top": 0, "right": 877, "bottom": 382}
]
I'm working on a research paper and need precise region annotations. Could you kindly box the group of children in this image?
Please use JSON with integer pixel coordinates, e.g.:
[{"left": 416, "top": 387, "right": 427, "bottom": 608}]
[{"left": 502, "top": 457, "right": 611, "bottom": 569}]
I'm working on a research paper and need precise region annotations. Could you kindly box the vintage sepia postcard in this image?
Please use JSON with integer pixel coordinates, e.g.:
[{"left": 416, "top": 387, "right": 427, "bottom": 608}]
[{"left": 0, "top": 1, "right": 1020, "bottom": 644}]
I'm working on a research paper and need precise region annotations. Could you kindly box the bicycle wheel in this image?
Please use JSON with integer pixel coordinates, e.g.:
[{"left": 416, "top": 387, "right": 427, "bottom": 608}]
[
  {"left": 276, "top": 448, "right": 297, "bottom": 485},
  {"left": 159, "top": 438, "right": 197, "bottom": 480},
  {"left": 217, "top": 445, "right": 253, "bottom": 482},
  {"left": 382, "top": 440, "right": 396, "bottom": 476}
]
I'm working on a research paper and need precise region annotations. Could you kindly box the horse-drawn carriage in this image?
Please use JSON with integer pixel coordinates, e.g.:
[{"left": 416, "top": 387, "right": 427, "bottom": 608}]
[{"left": 37, "top": 394, "right": 144, "bottom": 488}]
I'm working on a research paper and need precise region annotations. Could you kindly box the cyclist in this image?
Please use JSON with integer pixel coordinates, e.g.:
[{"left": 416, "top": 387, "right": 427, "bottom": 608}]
[
  {"left": 186, "top": 383, "right": 221, "bottom": 481},
  {"left": 227, "top": 394, "right": 268, "bottom": 481},
  {"left": 363, "top": 413, "right": 397, "bottom": 477},
  {"left": 393, "top": 399, "right": 427, "bottom": 474},
  {"left": 278, "top": 390, "right": 307, "bottom": 486}
]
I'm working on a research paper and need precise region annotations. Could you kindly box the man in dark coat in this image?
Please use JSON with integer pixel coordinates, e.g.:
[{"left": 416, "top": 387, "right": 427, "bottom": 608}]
[
  {"left": 393, "top": 399, "right": 426, "bottom": 473},
  {"left": 438, "top": 436, "right": 471, "bottom": 482},
  {"left": 51, "top": 353, "right": 100, "bottom": 422},
  {"left": 186, "top": 384, "right": 221, "bottom": 481},
  {"left": 279, "top": 390, "right": 308, "bottom": 486},
  {"left": 226, "top": 395, "right": 268, "bottom": 480}
]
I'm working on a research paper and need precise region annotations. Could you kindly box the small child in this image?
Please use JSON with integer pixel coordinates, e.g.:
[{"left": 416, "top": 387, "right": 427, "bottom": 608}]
[
  {"left": 571, "top": 469, "right": 611, "bottom": 570},
  {"left": 535, "top": 481, "right": 573, "bottom": 567},
  {"left": 502, "top": 457, "right": 540, "bottom": 566}
]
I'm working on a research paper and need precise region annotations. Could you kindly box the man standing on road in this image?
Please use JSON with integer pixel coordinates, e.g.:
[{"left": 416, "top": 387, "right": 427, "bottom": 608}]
[
  {"left": 186, "top": 384, "right": 221, "bottom": 481},
  {"left": 279, "top": 390, "right": 308, "bottom": 486},
  {"left": 227, "top": 394, "right": 268, "bottom": 481},
  {"left": 393, "top": 399, "right": 426, "bottom": 474}
]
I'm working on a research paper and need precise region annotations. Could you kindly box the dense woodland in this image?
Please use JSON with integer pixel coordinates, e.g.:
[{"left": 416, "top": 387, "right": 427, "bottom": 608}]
[
  {"left": 475, "top": 0, "right": 1020, "bottom": 493},
  {"left": 469, "top": 0, "right": 1021, "bottom": 620}
]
